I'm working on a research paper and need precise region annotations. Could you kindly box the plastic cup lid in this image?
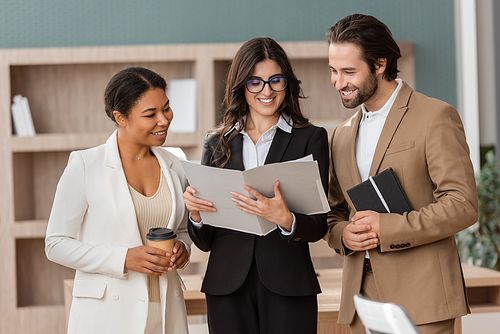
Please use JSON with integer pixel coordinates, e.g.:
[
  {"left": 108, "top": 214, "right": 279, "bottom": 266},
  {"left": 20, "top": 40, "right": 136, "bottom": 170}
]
[{"left": 146, "top": 227, "right": 176, "bottom": 241}]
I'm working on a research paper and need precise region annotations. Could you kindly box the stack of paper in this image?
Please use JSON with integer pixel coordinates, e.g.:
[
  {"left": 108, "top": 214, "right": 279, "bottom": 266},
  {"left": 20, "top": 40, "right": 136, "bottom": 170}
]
[{"left": 11, "top": 94, "right": 36, "bottom": 137}]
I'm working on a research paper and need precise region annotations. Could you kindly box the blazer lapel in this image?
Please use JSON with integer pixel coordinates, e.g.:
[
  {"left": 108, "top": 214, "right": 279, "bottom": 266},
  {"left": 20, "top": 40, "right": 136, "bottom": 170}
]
[
  {"left": 104, "top": 131, "right": 143, "bottom": 247},
  {"left": 369, "top": 82, "right": 412, "bottom": 176},
  {"left": 264, "top": 128, "right": 293, "bottom": 164},
  {"left": 226, "top": 133, "right": 245, "bottom": 171},
  {"left": 347, "top": 110, "right": 363, "bottom": 186}
]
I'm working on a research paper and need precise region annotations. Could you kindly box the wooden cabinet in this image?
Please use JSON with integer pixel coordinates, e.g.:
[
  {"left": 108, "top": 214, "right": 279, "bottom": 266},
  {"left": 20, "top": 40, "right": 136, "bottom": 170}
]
[
  {"left": 0, "top": 41, "right": 413, "bottom": 333},
  {"left": 462, "top": 263, "right": 500, "bottom": 313}
]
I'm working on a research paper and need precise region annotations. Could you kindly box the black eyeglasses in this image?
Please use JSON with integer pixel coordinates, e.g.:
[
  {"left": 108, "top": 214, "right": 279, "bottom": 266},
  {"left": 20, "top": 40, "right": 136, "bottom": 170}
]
[{"left": 245, "top": 76, "right": 287, "bottom": 93}]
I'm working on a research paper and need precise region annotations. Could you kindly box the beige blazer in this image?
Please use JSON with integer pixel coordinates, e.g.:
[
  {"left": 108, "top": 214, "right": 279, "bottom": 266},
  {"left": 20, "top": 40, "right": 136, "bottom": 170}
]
[
  {"left": 326, "top": 82, "right": 478, "bottom": 325},
  {"left": 45, "top": 131, "right": 191, "bottom": 334}
]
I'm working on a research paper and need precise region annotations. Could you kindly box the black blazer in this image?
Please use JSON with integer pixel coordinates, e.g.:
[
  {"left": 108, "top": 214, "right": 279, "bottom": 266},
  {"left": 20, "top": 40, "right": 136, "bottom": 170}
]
[{"left": 188, "top": 124, "right": 329, "bottom": 297}]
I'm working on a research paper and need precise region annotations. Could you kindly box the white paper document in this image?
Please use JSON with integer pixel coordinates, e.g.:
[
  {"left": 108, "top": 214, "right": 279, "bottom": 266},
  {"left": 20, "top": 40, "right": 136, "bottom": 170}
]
[{"left": 180, "top": 158, "right": 329, "bottom": 236}]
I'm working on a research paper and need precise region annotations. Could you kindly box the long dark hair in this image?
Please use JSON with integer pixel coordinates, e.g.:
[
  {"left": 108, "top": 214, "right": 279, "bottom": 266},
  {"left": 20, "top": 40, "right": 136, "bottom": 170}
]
[
  {"left": 214, "top": 37, "right": 309, "bottom": 167},
  {"left": 104, "top": 66, "right": 167, "bottom": 124},
  {"left": 326, "top": 14, "right": 401, "bottom": 81}
]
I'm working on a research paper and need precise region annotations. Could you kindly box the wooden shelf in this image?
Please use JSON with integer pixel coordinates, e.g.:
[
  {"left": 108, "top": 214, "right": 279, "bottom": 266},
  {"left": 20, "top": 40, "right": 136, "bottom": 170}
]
[
  {"left": 11, "top": 132, "right": 112, "bottom": 152},
  {"left": 13, "top": 220, "right": 48, "bottom": 238},
  {"left": 463, "top": 263, "right": 500, "bottom": 287},
  {"left": 469, "top": 304, "right": 500, "bottom": 313},
  {"left": 12, "top": 151, "right": 71, "bottom": 222},
  {"left": 15, "top": 238, "right": 75, "bottom": 308},
  {"left": 461, "top": 263, "right": 500, "bottom": 314},
  {"left": 467, "top": 285, "right": 500, "bottom": 313}
]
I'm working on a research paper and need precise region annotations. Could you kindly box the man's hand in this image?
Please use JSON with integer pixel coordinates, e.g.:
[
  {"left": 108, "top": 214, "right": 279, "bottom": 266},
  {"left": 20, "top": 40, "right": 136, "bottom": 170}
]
[
  {"left": 342, "top": 210, "right": 380, "bottom": 251},
  {"left": 352, "top": 210, "right": 380, "bottom": 234}
]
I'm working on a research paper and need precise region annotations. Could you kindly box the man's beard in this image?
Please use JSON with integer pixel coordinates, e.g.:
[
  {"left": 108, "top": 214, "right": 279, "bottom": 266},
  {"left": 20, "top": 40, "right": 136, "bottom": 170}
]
[{"left": 340, "top": 72, "right": 378, "bottom": 109}]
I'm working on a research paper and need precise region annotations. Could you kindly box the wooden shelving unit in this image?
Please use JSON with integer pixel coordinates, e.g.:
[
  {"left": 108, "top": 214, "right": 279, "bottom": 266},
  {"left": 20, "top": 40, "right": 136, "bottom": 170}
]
[
  {"left": 462, "top": 263, "right": 500, "bottom": 313},
  {"left": 0, "top": 41, "right": 413, "bottom": 333}
]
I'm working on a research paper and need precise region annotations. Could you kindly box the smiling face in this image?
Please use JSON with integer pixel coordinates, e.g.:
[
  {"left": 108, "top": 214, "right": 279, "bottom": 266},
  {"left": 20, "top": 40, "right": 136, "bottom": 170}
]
[
  {"left": 328, "top": 42, "right": 379, "bottom": 109},
  {"left": 244, "top": 59, "right": 286, "bottom": 121},
  {"left": 115, "top": 87, "right": 173, "bottom": 147}
]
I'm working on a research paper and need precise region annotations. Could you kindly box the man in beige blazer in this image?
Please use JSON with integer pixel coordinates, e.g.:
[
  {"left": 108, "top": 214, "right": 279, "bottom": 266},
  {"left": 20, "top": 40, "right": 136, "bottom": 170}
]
[{"left": 325, "top": 14, "right": 478, "bottom": 334}]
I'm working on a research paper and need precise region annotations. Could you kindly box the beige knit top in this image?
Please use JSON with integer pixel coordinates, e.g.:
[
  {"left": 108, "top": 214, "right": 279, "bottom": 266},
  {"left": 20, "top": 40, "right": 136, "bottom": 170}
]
[{"left": 128, "top": 171, "right": 173, "bottom": 303}]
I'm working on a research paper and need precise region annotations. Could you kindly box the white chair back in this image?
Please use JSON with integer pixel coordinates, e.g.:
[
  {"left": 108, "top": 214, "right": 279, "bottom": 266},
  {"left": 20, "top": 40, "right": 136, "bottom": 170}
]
[{"left": 353, "top": 294, "right": 420, "bottom": 334}]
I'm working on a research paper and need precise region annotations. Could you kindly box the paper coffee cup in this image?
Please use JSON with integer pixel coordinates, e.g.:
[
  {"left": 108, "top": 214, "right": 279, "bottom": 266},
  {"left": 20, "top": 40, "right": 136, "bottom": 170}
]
[{"left": 146, "top": 227, "right": 177, "bottom": 259}]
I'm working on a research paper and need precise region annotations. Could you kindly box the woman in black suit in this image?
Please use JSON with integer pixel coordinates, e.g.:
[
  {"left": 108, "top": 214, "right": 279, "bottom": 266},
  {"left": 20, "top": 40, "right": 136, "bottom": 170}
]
[{"left": 182, "top": 37, "right": 329, "bottom": 334}]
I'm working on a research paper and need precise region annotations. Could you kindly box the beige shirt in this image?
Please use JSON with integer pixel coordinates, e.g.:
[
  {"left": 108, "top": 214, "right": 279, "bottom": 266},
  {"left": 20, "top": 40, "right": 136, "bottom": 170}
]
[{"left": 128, "top": 171, "right": 173, "bottom": 303}]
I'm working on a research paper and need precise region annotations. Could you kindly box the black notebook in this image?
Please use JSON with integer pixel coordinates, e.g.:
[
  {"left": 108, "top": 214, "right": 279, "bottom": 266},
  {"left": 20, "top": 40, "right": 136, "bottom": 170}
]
[{"left": 347, "top": 168, "right": 412, "bottom": 214}]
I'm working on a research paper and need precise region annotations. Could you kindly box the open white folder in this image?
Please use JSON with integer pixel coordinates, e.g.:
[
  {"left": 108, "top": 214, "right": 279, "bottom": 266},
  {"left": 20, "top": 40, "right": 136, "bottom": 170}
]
[{"left": 180, "top": 156, "right": 329, "bottom": 236}]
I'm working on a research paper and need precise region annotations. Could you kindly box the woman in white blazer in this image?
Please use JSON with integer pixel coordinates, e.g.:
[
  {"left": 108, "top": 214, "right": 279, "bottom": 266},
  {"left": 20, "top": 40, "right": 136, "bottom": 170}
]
[{"left": 45, "top": 67, "right": 191, "bottom": 334}]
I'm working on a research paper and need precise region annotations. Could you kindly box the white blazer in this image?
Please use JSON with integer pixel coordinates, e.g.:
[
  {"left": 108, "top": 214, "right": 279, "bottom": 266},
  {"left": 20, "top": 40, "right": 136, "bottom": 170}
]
[{"left": 45, "top": 130, "right": 191, "bottom": 334}]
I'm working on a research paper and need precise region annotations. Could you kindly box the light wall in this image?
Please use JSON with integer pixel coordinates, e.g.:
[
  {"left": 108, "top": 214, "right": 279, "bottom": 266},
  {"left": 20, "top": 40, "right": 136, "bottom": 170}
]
[
  {"left": 0, "top": 0, "right": 457, "bottom": 107},
  {"left": 476, "top": 0, "right": 497, "bottom": 146},
  {"left": 494, "top": 0, "right": 500, "bottom": 152}
]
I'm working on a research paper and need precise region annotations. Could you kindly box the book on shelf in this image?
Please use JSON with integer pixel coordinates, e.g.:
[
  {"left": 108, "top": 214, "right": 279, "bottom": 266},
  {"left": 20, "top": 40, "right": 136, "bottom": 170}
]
[
  {"left": 11, "top": 97, "right": 26, "bottom": 137},
  {"left": 11, "top": 94, "right": 35, "bottom": 137}
]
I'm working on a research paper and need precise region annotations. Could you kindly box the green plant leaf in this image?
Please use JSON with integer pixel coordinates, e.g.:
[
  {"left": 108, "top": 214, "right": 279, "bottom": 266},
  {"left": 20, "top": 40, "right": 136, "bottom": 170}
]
[{"left": 456, "top": 149, "right": 500, "bottom": 271}]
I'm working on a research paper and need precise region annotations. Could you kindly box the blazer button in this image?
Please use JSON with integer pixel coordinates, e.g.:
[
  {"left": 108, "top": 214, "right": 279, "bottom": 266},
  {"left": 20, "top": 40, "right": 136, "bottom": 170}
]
[
  {"left": 175, "top": 289, "right": 181, "bottom": 297},
  {"left": 406, "top": 243, "right": 411, "bottom": 247},
  {"left": 395, "top": 244, "right": 401, "bottom": 249},
  {"left": 390, "top": 245, "right": 395, "bottom": 249},
  {"left": 112, "top": 293, "right": 119, "bottom": 301}
]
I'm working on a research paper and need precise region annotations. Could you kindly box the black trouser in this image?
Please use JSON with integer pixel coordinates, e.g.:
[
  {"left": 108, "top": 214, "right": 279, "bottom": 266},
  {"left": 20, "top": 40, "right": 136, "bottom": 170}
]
[{"left": 205, "top": 258, "right": 317, "bottom": 334}]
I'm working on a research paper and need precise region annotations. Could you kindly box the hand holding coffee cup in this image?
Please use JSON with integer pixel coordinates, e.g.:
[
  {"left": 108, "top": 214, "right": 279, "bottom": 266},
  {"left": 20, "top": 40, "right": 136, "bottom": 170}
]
[
  {"left": 146, "top": 227, "right": 177, "bottom": 261},
  {"left": 146, "top": 227, "right": 189, "bottom": 271}
]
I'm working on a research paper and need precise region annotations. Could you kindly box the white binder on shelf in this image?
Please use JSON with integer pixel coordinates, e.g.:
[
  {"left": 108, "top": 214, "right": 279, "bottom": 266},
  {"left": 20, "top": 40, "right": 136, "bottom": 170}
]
[
  {"left": 11, "top": 97, "right": 27, "bottom": 137},
  {"left": 11, "top": 94, "right": 35, "bottom": 137}
]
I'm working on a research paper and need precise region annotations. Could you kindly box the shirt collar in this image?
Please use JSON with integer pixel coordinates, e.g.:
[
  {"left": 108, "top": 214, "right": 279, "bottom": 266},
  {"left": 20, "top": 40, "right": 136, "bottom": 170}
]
[
  {"left": 360, "top": 78, "right": 403, "bottom": 119},
  {"left": 276, "top": 114, "right": 293, "bottom": 133},
  {"left": 224, "top": 114, "right": 293, "bottom": 136}
]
